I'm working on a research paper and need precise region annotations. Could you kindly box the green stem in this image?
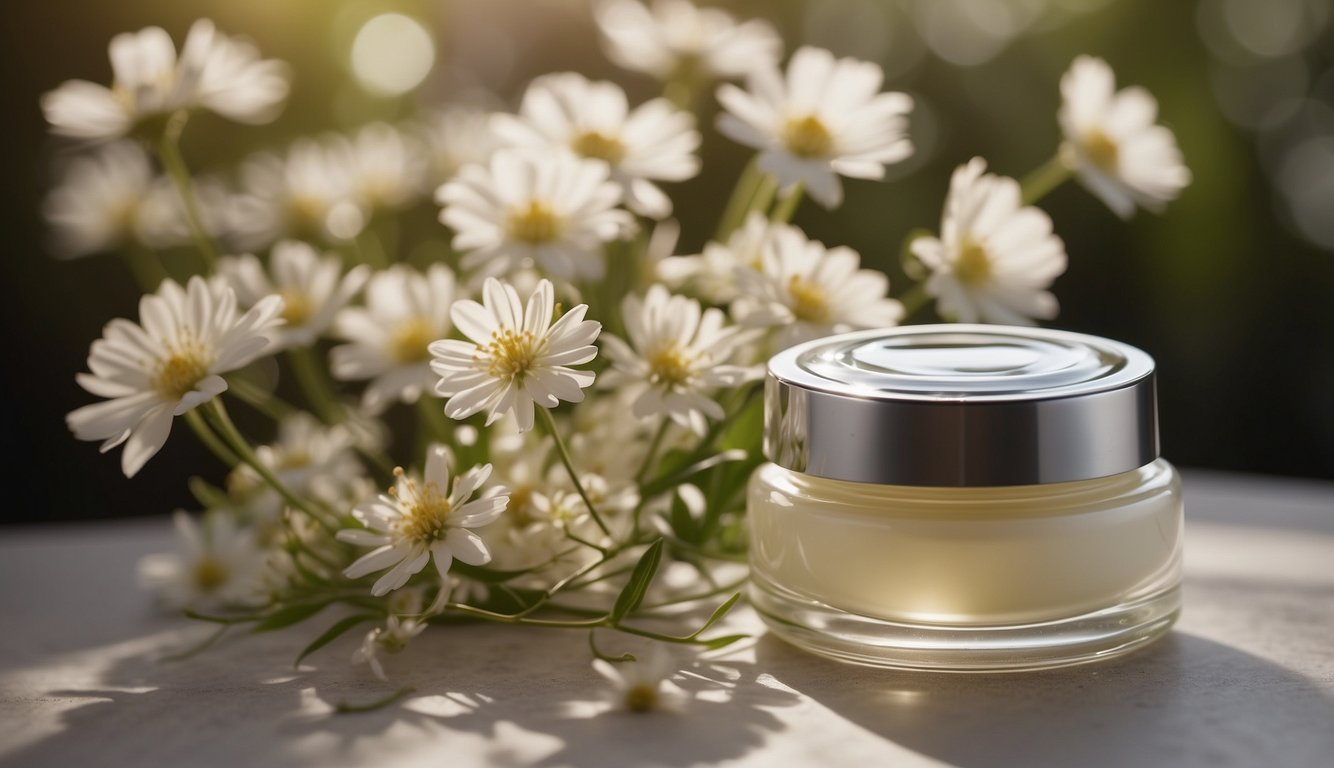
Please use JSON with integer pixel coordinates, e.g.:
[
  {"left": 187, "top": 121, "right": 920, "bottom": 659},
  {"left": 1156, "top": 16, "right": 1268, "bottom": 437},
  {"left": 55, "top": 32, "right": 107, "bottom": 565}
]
[
  {"left": 1020, "top": 152, "right": 1074, "bottom": 206},
  {"left": 537, "top": 407, "right": 612, "bottom": 539},
  {"left": 897, "top": 282, "right": 930, "bottom": 320},
  {"left": 155, "top": 116, "right": 218, "bottom": 270},
  {"left": 204, "top": 399, "right": 336, "bottom": 532},
  {"left": 121, "top": 244, "right": 169, "bottom": 291},
  {"left": 715, "top": 157, "right": 763, "bottom": 241},
  {"left": 770, "top": 182, "right": 804, "bottom": 223},
  {"left": 635, "top": 420, "right": 670, "bottom": 484},
  {"left": 415, "top": 396, "right": 453, "bottom": 446},
  {"left": 288, "top": 346, "right": 343, "bottom": 424},
  {"left": 226, "top": 376, "right": 295, "bottom": 421},
  {"left": 184, "top": 409, "right": 240, "bottom": 467}
]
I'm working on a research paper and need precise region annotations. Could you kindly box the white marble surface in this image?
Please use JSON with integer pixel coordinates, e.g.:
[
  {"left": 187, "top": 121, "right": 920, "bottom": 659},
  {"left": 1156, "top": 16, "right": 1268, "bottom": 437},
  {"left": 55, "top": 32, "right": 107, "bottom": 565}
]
[{"left": 1, "top": 469, "right": 1331, "bottom": 768}]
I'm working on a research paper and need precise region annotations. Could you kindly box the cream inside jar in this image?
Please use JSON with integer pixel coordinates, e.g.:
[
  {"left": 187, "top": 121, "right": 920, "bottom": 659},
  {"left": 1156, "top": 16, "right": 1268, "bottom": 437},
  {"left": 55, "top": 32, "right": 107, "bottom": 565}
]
[{"left": 748, "top": 325, "right": 1183, "bottom": 671}]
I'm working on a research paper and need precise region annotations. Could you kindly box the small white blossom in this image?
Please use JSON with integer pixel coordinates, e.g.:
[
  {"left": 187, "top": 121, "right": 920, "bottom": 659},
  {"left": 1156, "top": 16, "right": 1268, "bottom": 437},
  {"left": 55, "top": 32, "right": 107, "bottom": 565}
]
[
  {"left": 337, "top": 446, "right": 508, "bottom": 597},
  {"left": 655, "top": 211, "right": 772, "bottom": 304},
  {"left": 351, "top": 588, "right": 434, "bottom": 680},
  {"left": 421, "top": 107, "right": 504, "bottom": 185},
  {"left": 912, "top": 158, "right": 1067, "bottom": 325},
  {"left": 136, "top": 174, "right": 231, "bottom": 251},
  {"left": 67, "top": 276, "right": 283, "bottom": 477},
  {"left": 717, "top": 46, "right": 913, "bottom": 208},
  {"left": 492, "top": 73, "right": 700, "bottom": 218},
  {"left": 227, "top": 413, "right": 367, "bottom": 524},
  {"left": 437, "top": 150, "right": 634, "bottom": 281},
  {"left": 138, "top": 511, "right": 267, "bottom": 609},
  {"left": 429, "top": 278, "right": 601, "bottom": 432},
  {"left": 330, "top": 264, "right": 457, "bottom": 414},
  {"left": 594, "top": 0, "right": 781, "bottom": 82},
  {"left": 42, "top": 142, "right": 154, "bottom": 258},
  {"left": 219, "top": 240, "right": 370, "bottom": 349},
  {"left": 229, "top": 137, "right": 363, "bottom": 250},
  {"left": 602, "top": 285, "right": 755, "bottom": 434},
  {"left": 41, "top": 19, "right": 288, "bottom": 140},
  {"left": 593, "top": 647, "right": 688, "bottom": 714},
  {"left": 1059, "top": 56, "right": 1191, "bottom": 219},
  {"left": 346, "top": 122, "right": 429, "bottom": 214},
  {"left": 731, "top": 224, "right": 902, "bottom": 348}
]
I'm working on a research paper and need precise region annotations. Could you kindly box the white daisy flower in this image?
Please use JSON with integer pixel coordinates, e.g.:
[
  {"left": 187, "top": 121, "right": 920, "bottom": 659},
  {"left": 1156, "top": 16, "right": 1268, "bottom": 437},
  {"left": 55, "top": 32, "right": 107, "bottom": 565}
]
[
  {"left": 716, "top": 46, "right": 914, "bottom": 208},
  {"left": 492, "top": 72, "right": 700, "bottom": 218},
  {"left": 227, "top": 413, "right": 366, "bottom": 525},
  {"left": 655, "top": 211, "right": 772, "bottom": 304},
  {"left": 136, "top": 173, "right": 232, "bottom": 251},
  {"left": 351, "top": 613, "right": 429, "bottom": 681},
  {"left": 330, "top": 264, "right": 456, "bottom": 414},
  {"left": 137, "top": 511, "right": 267, "bottom": 610},
  {"left": 429, "top": 278, "right": 601, "bottom": 432},
  {"left": 594, "top": 0, "right": 781, "bottom": 82},
  {"left": 346, "top": 122, "right": 429, "bottom": 214},
  {"left": 66, "top": 276, "right": 284, "bottom": 477},
  {"left": 41, "top": 19, "right": 288, "bottom": 141},
  {"left": 731, "top": 224, "right": 903, "bottom": 348},
  {"left": 421, "top": 107, "right": 502, "bottom": 186},
  {"left": 601, "top": 285, "right": 756, "bottom": 434},
  {"left": 592, "top": 646, "right": 688, "bottom": 714},
  {"left": 229, "top": 137, "right": 363, "bottom": 250},
  {"left": 436, "top": 149, "right": 634, "bottom": 281},
  {"left": 219, "top": 240, "right": 370, "bottom": 350},
  {"left": 337, "top": 445, "right": 509, "bottom": 597},
  {"left": 1059, "top": 56, "right": 1191, "bottom": 219},
  {"left": 912, "top": 157, "right": 1068, "bottom": 325},
  {"left": 42, "top": 141, "right": 154, "bottom": 258}
]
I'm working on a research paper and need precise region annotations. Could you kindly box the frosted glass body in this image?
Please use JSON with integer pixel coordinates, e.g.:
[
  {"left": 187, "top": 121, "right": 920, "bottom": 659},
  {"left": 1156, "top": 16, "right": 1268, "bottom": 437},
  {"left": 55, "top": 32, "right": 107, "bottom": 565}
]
[{"left": 749, "top": 459, "right": 1183, "bottom": 626}]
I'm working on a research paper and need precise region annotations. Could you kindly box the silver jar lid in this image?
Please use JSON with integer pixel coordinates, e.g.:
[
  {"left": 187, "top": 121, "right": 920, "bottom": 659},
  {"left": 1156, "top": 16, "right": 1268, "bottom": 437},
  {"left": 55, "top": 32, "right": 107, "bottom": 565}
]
[{"left": 764, "top": 325, "right": 1159, "bottom": 486}]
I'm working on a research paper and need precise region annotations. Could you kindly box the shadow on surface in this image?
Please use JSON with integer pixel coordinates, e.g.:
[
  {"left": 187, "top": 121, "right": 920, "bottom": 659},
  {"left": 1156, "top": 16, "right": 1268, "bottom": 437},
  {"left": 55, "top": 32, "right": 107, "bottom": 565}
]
[
  {"left": 756, "top": 630, "right": 1334, "bottom": 768},
  {"left": 4, "top": 619, "right": 798, "bottom": 768}
]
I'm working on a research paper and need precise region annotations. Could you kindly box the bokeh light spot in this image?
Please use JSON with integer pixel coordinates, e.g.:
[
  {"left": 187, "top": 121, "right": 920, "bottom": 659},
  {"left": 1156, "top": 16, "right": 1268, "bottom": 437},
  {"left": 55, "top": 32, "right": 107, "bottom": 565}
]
[{"left": 351, "top": 13, "right": 436, "bottom": 96}]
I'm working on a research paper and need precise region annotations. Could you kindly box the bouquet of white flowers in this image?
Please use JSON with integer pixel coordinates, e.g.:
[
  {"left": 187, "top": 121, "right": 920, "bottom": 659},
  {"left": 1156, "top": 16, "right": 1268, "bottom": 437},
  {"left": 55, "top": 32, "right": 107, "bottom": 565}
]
[{"left": 43, "top": 0, "right": 1188, "bottom": 713}]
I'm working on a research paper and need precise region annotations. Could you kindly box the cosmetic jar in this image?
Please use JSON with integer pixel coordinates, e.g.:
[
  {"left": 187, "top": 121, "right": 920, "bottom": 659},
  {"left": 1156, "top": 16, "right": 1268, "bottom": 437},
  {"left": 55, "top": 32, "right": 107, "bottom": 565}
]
[{"left": 748, "top": 325, "right": 1182, "bottom": 671}]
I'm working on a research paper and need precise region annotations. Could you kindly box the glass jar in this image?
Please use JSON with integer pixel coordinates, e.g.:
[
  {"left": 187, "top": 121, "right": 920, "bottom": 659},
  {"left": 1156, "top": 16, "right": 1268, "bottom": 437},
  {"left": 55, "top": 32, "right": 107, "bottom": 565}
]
[{"left": 748, "top": 325, "right": 1183, "bottom": 671}]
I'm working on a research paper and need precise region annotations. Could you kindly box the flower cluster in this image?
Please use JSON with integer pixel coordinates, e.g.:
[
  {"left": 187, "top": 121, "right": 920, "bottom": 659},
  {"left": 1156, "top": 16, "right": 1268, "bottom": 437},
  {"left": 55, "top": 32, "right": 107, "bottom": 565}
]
[{"left": 45, "top": 2, "right": 1189, "bottom": 713}]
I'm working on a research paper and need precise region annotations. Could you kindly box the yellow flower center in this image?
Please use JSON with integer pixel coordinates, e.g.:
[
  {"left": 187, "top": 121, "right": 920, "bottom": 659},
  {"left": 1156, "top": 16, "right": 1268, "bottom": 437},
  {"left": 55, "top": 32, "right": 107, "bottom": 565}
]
[
  {"left": 1081, "top": 128, "right": 1119, "bottom": 171},
  {"left": 508, "top": 201, "right": 563, "bottom": 244},
  {"left": 484, "top": 329, "right": 545, "bottom": 381},
  {"left": 782, "top": 115, "right": 834, "bottom": 158},
  {"left": 787, "top": 275, "right": 829, "bottom": 323},
  {"left": 647, "top": 346, "right": 694, "bottom": 387},
  {"left": 571, "top": 130, "right": 626, "bottom": 165},
  {"left": 152, "top": 341, "right": 211, "bottom": 400},
  {"left": 193, "top": 556, "right": 228, "bottom": 592},
  {"left": 507, "top": 485, "right": 535, "bottom": 527},
  {"left": 624, "top": 683, "right": 659, "bottom": 713},
  {"left": 274, "top": 448, "right": 312, "bottom": 471},
  {"left": 279, "top": 290, "right": 313, "bottom": 326},
  {"left": 392, "top": 471, "right": 453, "bottom": 542},
  {"left": 389, "top": 317, "right": 435, "bottom": 363},
  {"left": 286, "top": 194, "right": 327, "bottom": 230},
  {"left": 954, "top": 237, "right": 992, "bottom": 285}
]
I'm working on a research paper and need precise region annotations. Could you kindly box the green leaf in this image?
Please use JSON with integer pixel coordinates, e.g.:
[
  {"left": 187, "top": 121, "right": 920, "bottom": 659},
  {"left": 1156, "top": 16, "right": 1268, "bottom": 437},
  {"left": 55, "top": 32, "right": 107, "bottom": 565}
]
[
  {"left": 294, "top": 613, "right": 379, "bottom": 668},
  {"left": 719, "top": 393, "right": 764, "bottom": 452},
  {"left": 642, "top": 449, "right": 748, "bottom": 498},
  {"left": 700, "top": 633, "right": 749, "bottom": 650},
  {"left": 691, "top": 592, "right": 742, "bottom": 638},
  {"left": 251, "top": 601, "right": 329, "bottom": 633},
  {"left": 610, "top": 539, "right": 665, "bottom": 623}
]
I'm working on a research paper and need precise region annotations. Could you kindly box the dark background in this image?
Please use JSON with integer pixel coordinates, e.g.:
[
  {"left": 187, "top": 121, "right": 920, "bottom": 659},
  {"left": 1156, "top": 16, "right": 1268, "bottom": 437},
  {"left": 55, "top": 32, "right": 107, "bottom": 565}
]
[{"left": 2, "top": 0, "right": 1332, "bottom": 524}]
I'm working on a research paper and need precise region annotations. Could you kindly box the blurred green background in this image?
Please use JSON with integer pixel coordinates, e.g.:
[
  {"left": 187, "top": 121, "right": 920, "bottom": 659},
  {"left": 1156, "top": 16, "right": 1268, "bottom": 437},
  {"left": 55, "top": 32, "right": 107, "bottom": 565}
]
[{"left": 1, "top": 0, "right": 1331, "bottom": 524}]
